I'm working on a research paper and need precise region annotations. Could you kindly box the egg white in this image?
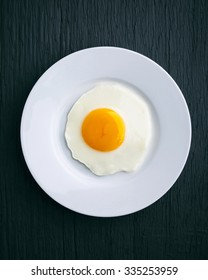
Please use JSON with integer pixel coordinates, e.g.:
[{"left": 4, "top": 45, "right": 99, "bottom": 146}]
[{"left": 65, "top": 83, "right": 152, "bottom": 176}]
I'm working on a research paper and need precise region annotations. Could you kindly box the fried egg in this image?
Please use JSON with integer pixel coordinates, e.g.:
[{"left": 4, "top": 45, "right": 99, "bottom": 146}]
[{"left": 65, "top": 83, "right": 152, "bottom": 176}]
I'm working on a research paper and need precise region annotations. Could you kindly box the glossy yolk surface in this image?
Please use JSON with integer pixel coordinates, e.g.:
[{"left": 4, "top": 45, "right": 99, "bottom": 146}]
[{"left": 82, "top": 108, "right": 125, "bottom": 152}]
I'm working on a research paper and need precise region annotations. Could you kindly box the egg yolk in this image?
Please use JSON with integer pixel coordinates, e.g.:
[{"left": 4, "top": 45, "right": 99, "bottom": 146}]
[{"left": 82, "top": 108, "right": 125, "bottom": 152}]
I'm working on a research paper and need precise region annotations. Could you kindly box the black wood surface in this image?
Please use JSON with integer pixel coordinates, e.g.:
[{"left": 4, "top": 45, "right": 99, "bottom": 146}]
[{"left": 0, "top": 0, "right": 208, "bottom": 260}]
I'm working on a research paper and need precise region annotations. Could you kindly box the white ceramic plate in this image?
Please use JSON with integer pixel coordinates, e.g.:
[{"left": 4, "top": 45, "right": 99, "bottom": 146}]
[{"left": 20, "top": 47, "right": 191, "bottom": 217}]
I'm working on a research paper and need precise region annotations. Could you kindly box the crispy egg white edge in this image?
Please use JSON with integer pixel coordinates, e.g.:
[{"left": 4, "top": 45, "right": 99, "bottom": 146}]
[{"left": 64, "top": 83, "right": 152, "bottom": 176}]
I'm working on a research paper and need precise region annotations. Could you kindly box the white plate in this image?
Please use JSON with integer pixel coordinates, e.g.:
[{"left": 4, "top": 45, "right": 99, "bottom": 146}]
[{"left": 20, "top": 47, "right": 191, "bottom": 217}]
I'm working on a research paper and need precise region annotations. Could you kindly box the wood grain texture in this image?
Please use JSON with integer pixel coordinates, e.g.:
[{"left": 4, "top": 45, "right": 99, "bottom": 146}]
[{"left": 0, "top": 0, "right": 208, "bottom": 259}]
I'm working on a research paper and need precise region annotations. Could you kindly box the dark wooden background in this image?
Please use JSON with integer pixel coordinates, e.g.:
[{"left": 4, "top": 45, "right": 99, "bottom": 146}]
[{"left": 0, "top": 0, "right": 207, "bottom": 260}]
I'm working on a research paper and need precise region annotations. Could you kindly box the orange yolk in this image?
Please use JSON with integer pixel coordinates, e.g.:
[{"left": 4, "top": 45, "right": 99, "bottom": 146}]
[{"left": 81, "top": 108, "right": 125, "bottom": 152}]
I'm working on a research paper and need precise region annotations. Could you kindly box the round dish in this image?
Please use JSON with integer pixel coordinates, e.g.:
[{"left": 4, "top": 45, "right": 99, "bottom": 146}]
[{"left": 20, "top": 47, "right": 191, "bottom": 217}]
